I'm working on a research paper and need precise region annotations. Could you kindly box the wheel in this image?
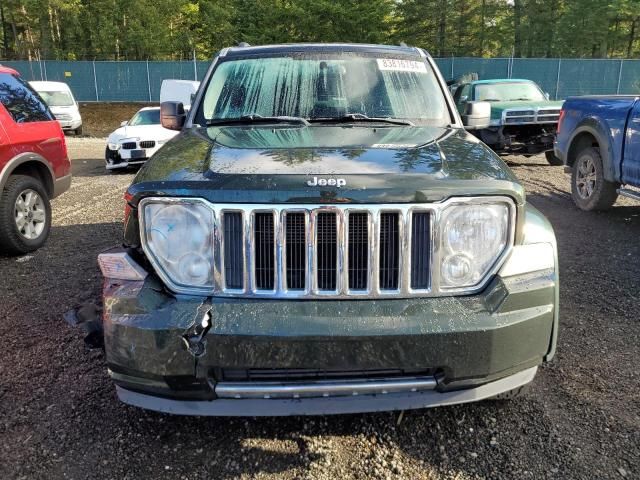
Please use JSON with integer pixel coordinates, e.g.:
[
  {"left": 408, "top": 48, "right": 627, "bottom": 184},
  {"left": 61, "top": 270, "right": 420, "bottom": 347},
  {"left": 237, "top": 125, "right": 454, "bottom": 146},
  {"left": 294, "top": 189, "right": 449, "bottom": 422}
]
[
  {"left": 545, "top": 150, "right": 563, "bottom": 166},
  {"left": 0, "top": 175, "right": 52, "bottom": 255},
  {"left": 75, "top": 125, "right": 83, "bottom": 135},
  {"left": 571, "top": 147, "right": 619, "bottom": 211},
  {"left": 490, "top": 383, "right": 531, "bottom": 401}
]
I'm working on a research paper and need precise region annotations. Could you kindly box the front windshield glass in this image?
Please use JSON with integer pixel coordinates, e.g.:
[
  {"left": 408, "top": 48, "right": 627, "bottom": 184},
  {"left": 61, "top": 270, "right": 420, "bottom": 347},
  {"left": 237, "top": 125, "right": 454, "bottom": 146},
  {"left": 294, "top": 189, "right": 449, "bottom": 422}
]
[
  {"left": 200, "top": 53, "right": 451, "bottom": 126},
  {"left": 128, "top": 109, "right": 160, "bottom": 126},
  {"left": 474, "top": 82, "right": 546, "bottom": 102},
  {"left": 38, "top": 90, "right": 74, "bottom": 107}
]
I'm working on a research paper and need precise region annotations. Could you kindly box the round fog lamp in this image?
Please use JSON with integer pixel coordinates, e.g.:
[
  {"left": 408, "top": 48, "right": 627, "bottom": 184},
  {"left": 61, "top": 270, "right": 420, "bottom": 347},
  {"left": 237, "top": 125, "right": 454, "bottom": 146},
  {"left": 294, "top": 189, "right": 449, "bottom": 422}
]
[
  {"left": 442, "top": 254, "right": 474, "bottom": 286},
  {"left": 177, "top": 253, "right": 211, "bottom": 286}
]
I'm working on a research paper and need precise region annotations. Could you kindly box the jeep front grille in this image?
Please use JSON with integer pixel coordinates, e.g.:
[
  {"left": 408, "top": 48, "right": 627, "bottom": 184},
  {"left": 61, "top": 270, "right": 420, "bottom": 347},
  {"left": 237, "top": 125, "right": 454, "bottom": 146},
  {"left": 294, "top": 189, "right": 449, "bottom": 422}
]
[{"left": 217, "top": 205, "right": 434, "bottom": 298}]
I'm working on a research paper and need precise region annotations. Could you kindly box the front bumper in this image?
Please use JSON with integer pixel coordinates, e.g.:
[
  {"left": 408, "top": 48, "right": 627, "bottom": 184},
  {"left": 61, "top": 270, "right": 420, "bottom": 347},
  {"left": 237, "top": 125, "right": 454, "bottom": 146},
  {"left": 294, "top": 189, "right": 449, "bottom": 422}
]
[
  {"left": 57, "top": 119, "right": 82, "bottom": 130},
  {"left": 103, "top": 262, "right": 556, "bottom": 415},
  {"left": 116, "top": 366, "right": 538, "bottom": 416},
  {"left": 106, "top": 159, "right": 148, "bottom": 170}
]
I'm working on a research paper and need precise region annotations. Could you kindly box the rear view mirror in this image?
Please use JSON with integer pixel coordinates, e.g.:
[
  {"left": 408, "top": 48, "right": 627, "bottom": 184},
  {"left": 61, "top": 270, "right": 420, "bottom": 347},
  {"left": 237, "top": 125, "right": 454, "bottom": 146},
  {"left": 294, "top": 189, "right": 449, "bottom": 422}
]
[
  {"left": 462, "top": 101, "right": 491, "bottom": 130},
  {"left": 161, "top": 101, "right": 186, "bottom": 131}
]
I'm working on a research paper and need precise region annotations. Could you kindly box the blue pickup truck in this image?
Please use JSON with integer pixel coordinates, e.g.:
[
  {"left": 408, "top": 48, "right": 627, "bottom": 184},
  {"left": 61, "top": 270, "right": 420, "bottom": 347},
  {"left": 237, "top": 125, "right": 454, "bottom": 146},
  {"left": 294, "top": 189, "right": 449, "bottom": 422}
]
[{"left": 554, "top": 96, "right": 640, "bottom": 211}]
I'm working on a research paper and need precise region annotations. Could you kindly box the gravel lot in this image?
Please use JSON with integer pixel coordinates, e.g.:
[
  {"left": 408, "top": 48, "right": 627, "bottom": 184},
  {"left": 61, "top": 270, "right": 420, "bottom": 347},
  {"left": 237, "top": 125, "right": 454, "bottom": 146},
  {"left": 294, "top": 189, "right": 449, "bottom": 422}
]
[{"left": 0, "top": 137, "right": 638, "bottom": 480}]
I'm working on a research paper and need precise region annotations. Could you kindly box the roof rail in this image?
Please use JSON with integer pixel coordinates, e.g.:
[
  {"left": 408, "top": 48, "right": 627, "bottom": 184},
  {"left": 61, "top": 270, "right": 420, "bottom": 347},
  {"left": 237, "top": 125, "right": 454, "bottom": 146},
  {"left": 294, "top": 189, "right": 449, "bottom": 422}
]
[
  {"left": 399, "top": 42, "right": 408, "bottom": 47},
  {"left": 237, "top": 42, "right": 251, "bottom": 48}
]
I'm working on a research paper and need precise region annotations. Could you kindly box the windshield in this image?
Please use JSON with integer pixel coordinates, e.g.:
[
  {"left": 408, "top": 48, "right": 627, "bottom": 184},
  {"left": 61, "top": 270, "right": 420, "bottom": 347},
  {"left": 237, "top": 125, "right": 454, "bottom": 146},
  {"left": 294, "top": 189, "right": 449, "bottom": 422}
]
[
  {"left": 38, "top": 90, "right": 74, "bottom": 107},
  {"left": 128, "top": 109, "right": 160, "bottom": 126},
  {"left": 474, "top": 82, "right": 546, "bottom": 102},
  {"left": 200, "top": 53, "right": 451, "bottom": 126}
]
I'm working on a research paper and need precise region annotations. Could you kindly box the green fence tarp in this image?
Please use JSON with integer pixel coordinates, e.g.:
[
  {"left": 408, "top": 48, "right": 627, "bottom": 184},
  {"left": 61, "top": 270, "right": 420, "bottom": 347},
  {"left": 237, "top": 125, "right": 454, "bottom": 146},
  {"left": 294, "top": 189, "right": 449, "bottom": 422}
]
[{"left": 3, "top": 58, "right": 639, "bottom": 102}]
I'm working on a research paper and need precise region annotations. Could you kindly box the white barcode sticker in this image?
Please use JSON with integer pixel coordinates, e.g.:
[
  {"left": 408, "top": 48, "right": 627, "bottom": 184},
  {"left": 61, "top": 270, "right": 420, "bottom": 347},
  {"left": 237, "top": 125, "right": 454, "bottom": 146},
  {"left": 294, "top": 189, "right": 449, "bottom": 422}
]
[{"left": 377, "top": 58, "right": 428, "bottom": 73}]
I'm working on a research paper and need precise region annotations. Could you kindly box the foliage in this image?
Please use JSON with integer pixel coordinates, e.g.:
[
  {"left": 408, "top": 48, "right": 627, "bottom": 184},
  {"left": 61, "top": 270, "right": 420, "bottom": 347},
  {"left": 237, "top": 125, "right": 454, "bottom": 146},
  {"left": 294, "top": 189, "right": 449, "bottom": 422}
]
[{"left": 0, "top": 0, "right": 638, "bottom": 60}]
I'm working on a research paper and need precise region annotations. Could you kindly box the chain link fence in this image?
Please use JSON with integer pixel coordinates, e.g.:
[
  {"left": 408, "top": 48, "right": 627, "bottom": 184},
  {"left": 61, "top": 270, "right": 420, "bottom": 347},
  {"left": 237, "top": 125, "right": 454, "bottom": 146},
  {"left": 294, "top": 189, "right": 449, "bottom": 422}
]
[{"left": 3, "top": 57, "right": 640, "bottom": 102}]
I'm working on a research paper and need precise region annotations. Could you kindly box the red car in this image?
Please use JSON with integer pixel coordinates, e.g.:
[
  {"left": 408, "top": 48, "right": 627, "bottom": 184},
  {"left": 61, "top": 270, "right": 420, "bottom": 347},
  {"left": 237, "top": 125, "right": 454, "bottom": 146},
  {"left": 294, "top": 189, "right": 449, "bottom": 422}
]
[{"left": 0, "top": 65, "right": 71, "bottom": 254}]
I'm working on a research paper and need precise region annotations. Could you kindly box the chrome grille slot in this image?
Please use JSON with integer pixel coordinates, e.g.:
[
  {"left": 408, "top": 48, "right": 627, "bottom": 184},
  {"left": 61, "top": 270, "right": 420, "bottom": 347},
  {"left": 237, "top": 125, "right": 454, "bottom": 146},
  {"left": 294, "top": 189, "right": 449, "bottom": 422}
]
[
  {"left": 316, "top": 212, "right": 338, "bottom": 291},
  {"left": 139, "top": 140, "right": 156, "bottom": 149},
  {"left": 254, "top": 212, "right": 275, "bottom": 290},
  {"left": 411, "top": 212, "right": 431, "bottom": 289},
  {"left": 285, "top": 212, "right": 306, "bottom": 290},
  {"left": 348, "top": 212, "right": 369, "bottom": 290},
  {"left": 379, "top": 212, "right": 400, "bottom": 290},
  {"left": 121, "top": 142, "right": 136, "bottom": 150},
  {"left": 223, "top": 212, "right": 243, "bottom": 289}
]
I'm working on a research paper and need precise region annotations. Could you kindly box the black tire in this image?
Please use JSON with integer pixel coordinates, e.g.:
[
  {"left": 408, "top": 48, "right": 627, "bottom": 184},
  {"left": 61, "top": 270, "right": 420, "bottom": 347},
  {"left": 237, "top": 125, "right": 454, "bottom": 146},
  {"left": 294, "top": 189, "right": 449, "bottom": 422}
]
[
  {"left": 0, "top": 175, "right": 52, "bottom": 255},
  {"left": 571, "top": 147, "right": 619, "bottom": 211},
  {"left": 545, "top": 150, "right": 563, "bottom": 166},
  {"left": 75, "top": 125, "right": 83, "bottom": 135},
  {"left": 490, "top": 383, "right": 531, "bottom": 401}
]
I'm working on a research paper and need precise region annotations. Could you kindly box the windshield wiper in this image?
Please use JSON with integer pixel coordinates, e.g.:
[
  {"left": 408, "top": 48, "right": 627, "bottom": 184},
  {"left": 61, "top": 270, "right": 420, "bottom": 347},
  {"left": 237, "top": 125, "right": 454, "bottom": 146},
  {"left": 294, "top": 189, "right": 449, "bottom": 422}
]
[
  {"left": 206, "top": 114, "right": 310, "bottom": 126},
  {"left": 309, "top": 113, "right": 414, "bottom": 126},
  {"left": 512, "top": 98, "right": 533, "bottom": 101}
]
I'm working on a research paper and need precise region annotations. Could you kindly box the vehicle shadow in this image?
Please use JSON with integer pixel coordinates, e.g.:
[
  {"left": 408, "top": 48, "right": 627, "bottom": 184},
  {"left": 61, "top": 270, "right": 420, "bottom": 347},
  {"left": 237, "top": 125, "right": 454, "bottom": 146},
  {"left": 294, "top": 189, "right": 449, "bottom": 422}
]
[
  {"left": 70, "top": 156, "right": 140, "bottom": 178},
  {"left": 94, "top": 391, "right": 574, "bottom": 479}
]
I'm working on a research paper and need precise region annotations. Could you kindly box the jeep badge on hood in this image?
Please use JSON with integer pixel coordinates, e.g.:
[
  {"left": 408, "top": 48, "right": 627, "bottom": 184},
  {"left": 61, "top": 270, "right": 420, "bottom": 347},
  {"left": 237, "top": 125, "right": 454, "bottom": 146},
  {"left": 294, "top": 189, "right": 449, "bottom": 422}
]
[{"left": 307, "top": 177, "right": 347, "bottom": 187}]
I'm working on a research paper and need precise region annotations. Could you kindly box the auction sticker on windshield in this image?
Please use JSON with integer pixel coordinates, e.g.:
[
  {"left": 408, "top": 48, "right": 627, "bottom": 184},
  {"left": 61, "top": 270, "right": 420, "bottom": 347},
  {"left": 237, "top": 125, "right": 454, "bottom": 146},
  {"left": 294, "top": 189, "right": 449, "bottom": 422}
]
[{"left": 377, "top": 59, "right": 428, "bottom": 73}]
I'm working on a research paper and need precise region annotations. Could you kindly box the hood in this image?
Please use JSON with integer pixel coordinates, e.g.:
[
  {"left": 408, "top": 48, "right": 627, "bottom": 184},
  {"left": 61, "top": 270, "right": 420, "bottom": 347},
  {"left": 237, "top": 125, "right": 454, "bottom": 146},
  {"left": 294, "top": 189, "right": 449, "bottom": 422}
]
[
  {"left": 107, "top": 124, "right": 179, "bottom": 143},
  {"left": 128, "top": 125, "right": 524, "bottom": 205}
]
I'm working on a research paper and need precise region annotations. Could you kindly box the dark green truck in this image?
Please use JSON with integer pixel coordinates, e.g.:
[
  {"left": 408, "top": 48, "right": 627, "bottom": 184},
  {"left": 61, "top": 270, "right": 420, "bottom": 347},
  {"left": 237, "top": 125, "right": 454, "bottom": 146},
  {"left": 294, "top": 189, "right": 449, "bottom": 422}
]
[
  {"left": 452, "top": 78, "right": 564, "bottom": 164},
  {"left": 98, "top": 44, "right": 559, "bottom": 416}
]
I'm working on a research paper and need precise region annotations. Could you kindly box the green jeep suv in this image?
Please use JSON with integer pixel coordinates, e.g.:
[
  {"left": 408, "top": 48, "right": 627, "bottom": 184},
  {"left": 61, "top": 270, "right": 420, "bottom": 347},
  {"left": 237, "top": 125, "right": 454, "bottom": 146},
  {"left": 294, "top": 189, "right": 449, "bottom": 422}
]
[{"left": 98, "top": 44, "right": 559, "bottom": 416}]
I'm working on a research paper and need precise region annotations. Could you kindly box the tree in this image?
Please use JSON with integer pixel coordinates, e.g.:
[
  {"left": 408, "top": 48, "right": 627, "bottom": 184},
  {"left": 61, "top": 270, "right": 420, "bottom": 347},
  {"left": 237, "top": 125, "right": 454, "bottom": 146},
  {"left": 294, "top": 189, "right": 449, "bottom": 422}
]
[{"left": 1, "top": 0, "right": 639, "bottom": 60}]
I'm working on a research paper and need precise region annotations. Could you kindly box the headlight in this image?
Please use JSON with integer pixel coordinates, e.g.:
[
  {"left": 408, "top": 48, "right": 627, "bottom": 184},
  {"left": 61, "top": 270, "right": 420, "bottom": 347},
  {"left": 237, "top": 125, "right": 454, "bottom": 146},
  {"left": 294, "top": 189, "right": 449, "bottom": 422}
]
[
  {"left": 107, "top": 142, "right": 120, "bottom": 150},
  {"left": 439, "top": 202, "right": 511, "bottom": 289},
  {"left": 140, "top": 199, "right": 214, "bottom": 292}
]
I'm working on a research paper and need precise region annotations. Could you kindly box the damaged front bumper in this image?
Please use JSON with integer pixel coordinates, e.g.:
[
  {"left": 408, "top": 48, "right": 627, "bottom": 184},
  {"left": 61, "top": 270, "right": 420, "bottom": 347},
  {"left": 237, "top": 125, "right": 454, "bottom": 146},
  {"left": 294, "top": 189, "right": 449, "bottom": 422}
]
[{"left": 102, "top": 262, "right": 557, "bottom": 416}]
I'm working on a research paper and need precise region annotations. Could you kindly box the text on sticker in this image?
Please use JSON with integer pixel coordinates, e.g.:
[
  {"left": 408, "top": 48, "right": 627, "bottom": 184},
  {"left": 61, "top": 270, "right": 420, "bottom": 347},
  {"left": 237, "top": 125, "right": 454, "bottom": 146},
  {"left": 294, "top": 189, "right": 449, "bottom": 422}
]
[{"left": 377, "top": 59, "right": 428, "bottom": 73}]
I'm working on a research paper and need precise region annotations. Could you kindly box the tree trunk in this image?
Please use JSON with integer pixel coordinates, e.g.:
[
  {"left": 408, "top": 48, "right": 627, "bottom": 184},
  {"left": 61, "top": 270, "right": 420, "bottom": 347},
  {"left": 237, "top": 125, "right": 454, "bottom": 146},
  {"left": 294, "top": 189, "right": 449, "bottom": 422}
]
[
  {"left": 438, "top": 0, "right": 447, "bottom": 56},
  {"left": 479, "top": 0, "right": 486, "bottom": 56},
  {"left": 0, "top": 1, "right": 7, "bottom": 58},
  {"left": 514, "top": 0, "right": 523, "bottom": 57},
  {"left": 627, "top": 17, "right": 637, "bottom": 58}
]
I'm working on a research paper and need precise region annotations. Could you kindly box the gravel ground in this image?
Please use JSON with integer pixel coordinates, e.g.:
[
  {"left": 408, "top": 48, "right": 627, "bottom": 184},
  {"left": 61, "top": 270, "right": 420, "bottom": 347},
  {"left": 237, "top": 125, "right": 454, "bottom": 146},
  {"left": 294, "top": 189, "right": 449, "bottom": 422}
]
[{"left": 0, "top": 137, "right": 638, "bottom": 480}]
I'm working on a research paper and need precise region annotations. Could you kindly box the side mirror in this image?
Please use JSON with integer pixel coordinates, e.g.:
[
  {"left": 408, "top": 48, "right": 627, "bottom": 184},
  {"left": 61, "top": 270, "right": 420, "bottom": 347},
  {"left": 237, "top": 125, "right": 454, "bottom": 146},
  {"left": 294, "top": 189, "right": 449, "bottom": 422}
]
[
  {"left": 120, "top": 120, "right": 128, "bottom": 127},
  {"left": 462, "top": 101, "right": 491, "bottom": 130},
  {"left": 160, "top": 101, "right": 186, "bottom": 131},
  {"left": 544, "top": 92, "right": 550, "bottom": 100}
]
